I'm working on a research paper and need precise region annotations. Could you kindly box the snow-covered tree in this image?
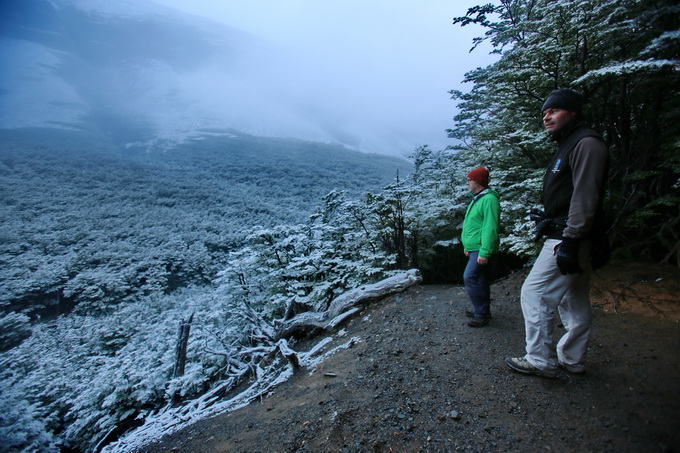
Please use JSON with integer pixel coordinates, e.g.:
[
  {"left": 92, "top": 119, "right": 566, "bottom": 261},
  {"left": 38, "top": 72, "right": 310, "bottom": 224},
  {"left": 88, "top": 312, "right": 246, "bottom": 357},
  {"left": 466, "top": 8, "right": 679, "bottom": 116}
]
[{"left": 450, "top": 0, "right": 680, "bottom": 263}]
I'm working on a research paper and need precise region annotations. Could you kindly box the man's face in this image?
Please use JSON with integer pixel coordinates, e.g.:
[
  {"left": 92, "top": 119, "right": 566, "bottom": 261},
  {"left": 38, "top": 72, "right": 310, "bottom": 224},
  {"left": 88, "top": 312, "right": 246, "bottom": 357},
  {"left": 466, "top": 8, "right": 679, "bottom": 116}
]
[
  {"left": 542, "top": 108, "right": 577, "bottom": 135},
  {"left": 467, "top": 178, "right": 484, "bottom": 195}
]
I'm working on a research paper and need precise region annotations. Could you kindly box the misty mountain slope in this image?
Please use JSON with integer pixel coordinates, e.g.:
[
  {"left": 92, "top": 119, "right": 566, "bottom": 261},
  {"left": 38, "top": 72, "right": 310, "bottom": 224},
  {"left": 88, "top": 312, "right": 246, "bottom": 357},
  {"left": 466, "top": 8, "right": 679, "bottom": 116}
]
[
  {"left": 0, "top": 127, "right": 412, "bottom": 314},
  {"left": 0, "top": 0, "right": 348, "bottom": 152}
]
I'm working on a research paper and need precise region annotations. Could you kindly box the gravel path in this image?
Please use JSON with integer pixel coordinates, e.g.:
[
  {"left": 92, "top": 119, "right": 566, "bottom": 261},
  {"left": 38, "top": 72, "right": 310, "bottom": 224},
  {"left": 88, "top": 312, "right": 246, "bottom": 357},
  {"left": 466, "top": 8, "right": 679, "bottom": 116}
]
[{"left": 142, "top": 262, "right": 680, "bottom": 452}]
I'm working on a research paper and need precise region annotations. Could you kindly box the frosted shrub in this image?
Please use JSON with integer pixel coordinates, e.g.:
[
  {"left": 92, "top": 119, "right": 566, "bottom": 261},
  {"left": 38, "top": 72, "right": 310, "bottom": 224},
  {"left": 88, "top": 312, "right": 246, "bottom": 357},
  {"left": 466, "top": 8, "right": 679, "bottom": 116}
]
[
  {"left": 0, "top": 312, "right": 32, "bottom": 350},
  {"left": 0, "top": 387, "right": 57, "bottom": 452}
]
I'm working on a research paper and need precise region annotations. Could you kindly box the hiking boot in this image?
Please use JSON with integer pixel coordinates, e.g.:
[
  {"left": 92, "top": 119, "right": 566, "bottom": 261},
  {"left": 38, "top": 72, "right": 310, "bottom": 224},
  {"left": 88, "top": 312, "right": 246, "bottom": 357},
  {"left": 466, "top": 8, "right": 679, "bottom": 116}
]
[
  {"left": 505, "top": 357, "right": 557, "bottom": 378},
  {"left": 465, "top": 310, "right": 492, "bottom": 319},
  {"left": 558, "top": 361, "right": 586, "bottom": 374},
  {"left": 467, "top": 317, "right": 489, "bottom": 327}
]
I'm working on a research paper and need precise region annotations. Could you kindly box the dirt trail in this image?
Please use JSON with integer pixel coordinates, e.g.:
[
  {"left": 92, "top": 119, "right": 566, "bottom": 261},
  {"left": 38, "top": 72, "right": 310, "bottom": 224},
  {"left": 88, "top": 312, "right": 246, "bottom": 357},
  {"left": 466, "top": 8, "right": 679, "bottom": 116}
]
[{"left": 143, "top": 260, "right": 680, "bottom": 452}]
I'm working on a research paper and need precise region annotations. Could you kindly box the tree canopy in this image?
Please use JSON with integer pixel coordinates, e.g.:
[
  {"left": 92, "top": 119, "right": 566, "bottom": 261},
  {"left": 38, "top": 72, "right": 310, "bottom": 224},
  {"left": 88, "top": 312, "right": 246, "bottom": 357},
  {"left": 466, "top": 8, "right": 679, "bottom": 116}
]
[{"left": 449, "top": 0, "right": 680, "bottom": 263}]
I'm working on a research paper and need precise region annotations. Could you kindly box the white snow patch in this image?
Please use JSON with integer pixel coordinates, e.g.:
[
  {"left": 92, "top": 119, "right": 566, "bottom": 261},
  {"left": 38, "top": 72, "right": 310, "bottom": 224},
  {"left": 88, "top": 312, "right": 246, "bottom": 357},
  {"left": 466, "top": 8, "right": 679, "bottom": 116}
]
[{"left": 575, "top": 59, "right": 679, "bottom": 84}]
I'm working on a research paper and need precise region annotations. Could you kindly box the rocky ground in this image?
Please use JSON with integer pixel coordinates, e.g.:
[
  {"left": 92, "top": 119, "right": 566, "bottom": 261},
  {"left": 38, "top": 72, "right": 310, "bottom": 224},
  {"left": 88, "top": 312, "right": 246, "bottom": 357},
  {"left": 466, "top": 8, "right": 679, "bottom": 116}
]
[{"left": 142, "top": 260, "right": 680, "bottom": 453}]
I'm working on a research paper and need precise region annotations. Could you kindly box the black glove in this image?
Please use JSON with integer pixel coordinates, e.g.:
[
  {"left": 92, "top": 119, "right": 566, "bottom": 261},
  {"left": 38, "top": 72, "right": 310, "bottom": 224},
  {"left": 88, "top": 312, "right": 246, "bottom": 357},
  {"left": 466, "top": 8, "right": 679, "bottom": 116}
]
[
  {"left": 530, "top": 209, "right": 550, "bottom": 242},
  {"left": 533, "top": 219, "right": 552, "bottom": 242},
  {"left": 556, "top": 237, "right": 582, "bottom": 275},
  {"left": 529, "top": 208, "right": 546, "bottom": 223}
]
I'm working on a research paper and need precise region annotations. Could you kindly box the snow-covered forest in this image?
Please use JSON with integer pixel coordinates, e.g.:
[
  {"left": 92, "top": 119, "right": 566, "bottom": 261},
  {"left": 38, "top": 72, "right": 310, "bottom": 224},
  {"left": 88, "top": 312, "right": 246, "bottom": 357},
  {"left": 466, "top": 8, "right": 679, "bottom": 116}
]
[
  {"left": 1, "top": 0, "right": 679, "bottom": 452},
  {"left": 0, "top": 127, "right": 418, "bottom": 451},
  {"left": 0, "top": 128, "right": 412, "bottom": 316}
]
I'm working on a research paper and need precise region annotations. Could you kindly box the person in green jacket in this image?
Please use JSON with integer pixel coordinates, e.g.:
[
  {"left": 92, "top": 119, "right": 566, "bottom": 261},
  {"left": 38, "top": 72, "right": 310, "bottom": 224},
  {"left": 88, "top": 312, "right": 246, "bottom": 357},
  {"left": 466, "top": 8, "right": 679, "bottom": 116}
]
[{"left": 461, "top": 167, "right": 501, "bottom": 327}]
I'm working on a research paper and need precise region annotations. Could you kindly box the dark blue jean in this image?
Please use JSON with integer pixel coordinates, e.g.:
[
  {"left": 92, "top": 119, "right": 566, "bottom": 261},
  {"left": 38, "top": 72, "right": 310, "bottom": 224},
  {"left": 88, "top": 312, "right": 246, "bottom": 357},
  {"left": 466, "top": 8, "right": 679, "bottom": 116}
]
[{"left": 463, "top": 251, "right": 492, "bottom": 318}]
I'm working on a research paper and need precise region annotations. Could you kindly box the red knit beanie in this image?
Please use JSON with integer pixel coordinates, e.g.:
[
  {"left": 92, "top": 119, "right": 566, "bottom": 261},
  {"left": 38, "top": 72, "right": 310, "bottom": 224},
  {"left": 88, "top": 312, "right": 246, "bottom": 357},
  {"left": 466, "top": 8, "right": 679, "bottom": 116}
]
[{"left": 467, "top": 167, "right": 489, "bottom": 187}]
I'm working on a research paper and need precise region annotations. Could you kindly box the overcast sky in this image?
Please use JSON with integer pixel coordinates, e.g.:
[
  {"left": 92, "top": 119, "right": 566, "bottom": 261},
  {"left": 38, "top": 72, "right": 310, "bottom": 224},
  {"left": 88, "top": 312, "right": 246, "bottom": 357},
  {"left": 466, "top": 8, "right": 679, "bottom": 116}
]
[{"left": 149, "top": 0, "right": 498, "bottom": 156}]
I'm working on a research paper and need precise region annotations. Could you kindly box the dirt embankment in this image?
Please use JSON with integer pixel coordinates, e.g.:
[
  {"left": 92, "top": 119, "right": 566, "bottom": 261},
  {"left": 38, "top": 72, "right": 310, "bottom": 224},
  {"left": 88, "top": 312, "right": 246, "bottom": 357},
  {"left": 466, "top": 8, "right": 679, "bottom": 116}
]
[{"left": 143, "top": 260, "right": 680, "bottom": 453}]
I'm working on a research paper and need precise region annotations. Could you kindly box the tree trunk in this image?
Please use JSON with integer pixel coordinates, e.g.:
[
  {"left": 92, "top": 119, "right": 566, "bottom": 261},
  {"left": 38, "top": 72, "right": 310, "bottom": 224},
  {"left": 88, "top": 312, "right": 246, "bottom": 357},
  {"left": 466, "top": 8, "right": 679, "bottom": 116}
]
[{"left": 173, "top": 313, "right": 194, "bottom": 378}]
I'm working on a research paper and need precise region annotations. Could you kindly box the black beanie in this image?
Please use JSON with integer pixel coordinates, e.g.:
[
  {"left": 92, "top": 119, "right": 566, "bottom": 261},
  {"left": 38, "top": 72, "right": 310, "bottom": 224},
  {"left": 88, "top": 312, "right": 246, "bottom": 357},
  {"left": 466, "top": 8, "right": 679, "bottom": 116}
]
[{"left": 541, "top": 88, "right": 584, "bottom": 113}]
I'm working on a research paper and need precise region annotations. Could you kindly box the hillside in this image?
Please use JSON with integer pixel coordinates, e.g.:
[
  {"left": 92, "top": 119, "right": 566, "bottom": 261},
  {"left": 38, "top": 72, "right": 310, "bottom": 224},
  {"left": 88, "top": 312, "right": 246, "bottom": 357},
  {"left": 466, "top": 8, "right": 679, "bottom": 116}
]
[
  {"left": 0, "top": 125, "right": 421, "bottom": 452},
  {"left": 140, "top": 260, "right": 680, "bottom": 452},
  {"left": 0, "top": 127, "right": 412, "bottom": 315}
]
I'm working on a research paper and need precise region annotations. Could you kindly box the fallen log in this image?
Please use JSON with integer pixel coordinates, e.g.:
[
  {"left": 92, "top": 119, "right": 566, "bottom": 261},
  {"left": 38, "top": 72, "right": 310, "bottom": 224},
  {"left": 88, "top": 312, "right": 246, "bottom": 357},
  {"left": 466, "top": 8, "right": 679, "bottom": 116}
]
[{"left": 275, "top": 269, "right": 422, "bottom": 338}]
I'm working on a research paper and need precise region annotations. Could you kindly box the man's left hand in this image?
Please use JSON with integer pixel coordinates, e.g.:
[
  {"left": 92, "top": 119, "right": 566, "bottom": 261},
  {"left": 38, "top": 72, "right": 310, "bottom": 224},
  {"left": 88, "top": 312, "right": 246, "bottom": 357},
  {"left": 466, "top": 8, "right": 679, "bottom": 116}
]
[
  {"left": 556, "top": 238, "right": 582, "bottom": 274},
  {"left": 477, "top": 256, "right": 489, "bottom": 265}
]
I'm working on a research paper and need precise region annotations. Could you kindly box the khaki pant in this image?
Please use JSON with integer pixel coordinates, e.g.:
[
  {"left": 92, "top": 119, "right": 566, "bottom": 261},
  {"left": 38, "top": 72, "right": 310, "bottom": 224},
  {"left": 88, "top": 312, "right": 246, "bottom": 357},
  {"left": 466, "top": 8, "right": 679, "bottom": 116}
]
[{"left": 520, "top": 239, "right": 592, "bottom": 373}]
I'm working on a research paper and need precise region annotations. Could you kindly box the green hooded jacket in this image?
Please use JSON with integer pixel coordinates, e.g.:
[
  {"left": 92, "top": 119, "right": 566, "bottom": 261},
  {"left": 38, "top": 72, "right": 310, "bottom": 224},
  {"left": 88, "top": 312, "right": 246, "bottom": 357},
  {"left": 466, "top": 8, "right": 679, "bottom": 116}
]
[{"left": 461, "top": 188, "right": 500, "bottom": 258}]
